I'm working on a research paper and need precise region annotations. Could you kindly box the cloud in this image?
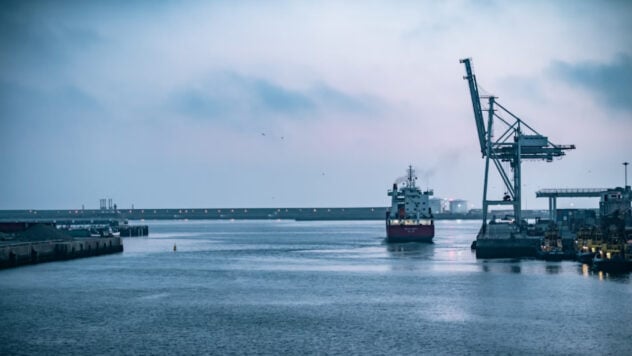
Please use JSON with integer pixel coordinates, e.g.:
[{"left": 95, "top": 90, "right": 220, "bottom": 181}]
[
  {"left": 0, "top": 80, "right": 102, "bottom": 127},
  {"left": 550, "top": 54, "right": 632, "bottom": 112},
  {"left": 171, "top": 72, "right": 382, "bottom": 123},
  {"left": 310, "top": 84, "right": 379, "bottom": 114},
  {"left": 0, "top": 3, "right": 104, "bottom": 74},
  {"left": 254, "top": 79, "right": 315, "bottom": 113}
]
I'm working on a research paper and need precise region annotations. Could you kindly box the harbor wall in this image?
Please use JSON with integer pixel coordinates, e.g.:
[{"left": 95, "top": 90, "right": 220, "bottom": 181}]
[
  {"left": 0, "top": 237, "right": 123, "bottom": 270},
  {"left": 118, "top": 225, "right": 149, "bottom": 237},
  {"left": 475, "top": 223, "right": 541, "bottom": 259},
  {"left": 0, "top": 208, "right": 549, "bottom": 221},
  {"left": 475, "top": 238, "right": 540, "bottom": 259}
]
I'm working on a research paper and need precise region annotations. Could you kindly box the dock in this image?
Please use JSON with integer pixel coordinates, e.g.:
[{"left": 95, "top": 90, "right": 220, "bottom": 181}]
[
  {"left": 475, "top": 223, "right": 541, "bottom": 258},
  {"left": 0, "top": 223, "right": 124, "bottom": 270},
  {"left": 0, "top": 236, "right": 123, "bottom": 270}
]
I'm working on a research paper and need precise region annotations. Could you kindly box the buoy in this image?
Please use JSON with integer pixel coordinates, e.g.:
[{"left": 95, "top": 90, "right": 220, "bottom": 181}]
[{"left": 173, "top": 244, "right": 177, "bottom": 252}]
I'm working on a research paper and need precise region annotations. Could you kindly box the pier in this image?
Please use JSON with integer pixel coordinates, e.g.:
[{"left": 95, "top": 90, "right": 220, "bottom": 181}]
[
  {"left": 0, "top": 222, "right": 126, "bottom": 270},
  {"left": 475, "top": 223, "right": 541, "bottom": 258},
  {"left": 0, "top": 235, "right": 123, "bottom": 270}
]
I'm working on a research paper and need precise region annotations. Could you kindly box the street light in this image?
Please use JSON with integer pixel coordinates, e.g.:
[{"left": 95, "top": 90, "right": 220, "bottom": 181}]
[{"left": 624, "top": 162, "right": 629, "bottom": 188}]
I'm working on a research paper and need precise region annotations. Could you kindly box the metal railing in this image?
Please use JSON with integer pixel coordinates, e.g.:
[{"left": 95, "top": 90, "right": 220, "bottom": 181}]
[{"left": 535, "top": 188, "right": 609, "bottom": 197}]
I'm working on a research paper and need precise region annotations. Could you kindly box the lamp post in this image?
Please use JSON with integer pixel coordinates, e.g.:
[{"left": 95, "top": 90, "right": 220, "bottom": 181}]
[{"left": 624, "top": 162, "right": 629, "bottom": 188}]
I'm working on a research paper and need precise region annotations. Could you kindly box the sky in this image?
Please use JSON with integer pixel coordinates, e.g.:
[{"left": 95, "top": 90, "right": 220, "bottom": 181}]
[{"left": 1, "top": 0, "right": 631, "bottom": 210}]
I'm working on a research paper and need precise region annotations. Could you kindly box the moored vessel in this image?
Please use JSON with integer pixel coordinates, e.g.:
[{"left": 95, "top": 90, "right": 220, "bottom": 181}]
[
  {"left": 590, "top": 187, "right": 632, "bottom": 272},
  {"left": 385, "top": 166, "right": 434, "bottom": 243},
  {"left": 538, "top": 227, "right": 565, "bottom": 261},
  {"left": 591, "top": 228, "right": 632, "bottom": 273}
]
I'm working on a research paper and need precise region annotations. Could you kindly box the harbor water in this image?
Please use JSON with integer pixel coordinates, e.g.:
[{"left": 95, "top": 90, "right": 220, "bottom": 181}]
[{"left": 1, "top": 220, "right": 630, "bottom": 355}]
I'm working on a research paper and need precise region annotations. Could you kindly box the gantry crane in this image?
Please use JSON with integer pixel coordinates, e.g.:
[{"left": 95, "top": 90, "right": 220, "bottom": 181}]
[{"left": 460, "top": 58, "right": 575, "bottom": 233}]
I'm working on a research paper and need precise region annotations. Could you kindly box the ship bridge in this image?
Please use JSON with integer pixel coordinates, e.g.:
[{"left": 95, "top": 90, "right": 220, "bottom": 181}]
[{"left": 535, "top": 188, "right": 609, "bottom": 220}]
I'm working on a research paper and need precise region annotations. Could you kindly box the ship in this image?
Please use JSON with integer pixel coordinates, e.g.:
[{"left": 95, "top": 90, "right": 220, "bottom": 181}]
[
  {"left": 537, "top": 224, "right": 571, "bottom": 261},
  {"left": 590, "top": 186, "right": 632, "bottom": 272},
  {"left": 385, "top": 166, "right": 435, "bottom": 243},
  {"left": 574, "top": 226, "right": 599, "bottom": 264}
]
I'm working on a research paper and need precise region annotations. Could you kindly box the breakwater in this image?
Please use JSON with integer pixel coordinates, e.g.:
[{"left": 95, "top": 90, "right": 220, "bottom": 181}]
[
  {"left": 0, "top": 237, "right": 123, "bottom": 270},
  {"left": 0, "top": 208, "right": 549, "bottom": 221},
  {"left": 119, "top": 225, "right": 149, "bottom": 236}
]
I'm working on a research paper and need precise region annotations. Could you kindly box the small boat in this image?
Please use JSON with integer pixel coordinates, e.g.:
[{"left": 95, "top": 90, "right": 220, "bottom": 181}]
[
  {"left": 537, "top": 224, "right": 571, "bottom": 261},
  {"left": 574, "top": 227, "right": 600, "bottom": 264},
  {"left": 90, "top": 226, "right": 120, "bottom": 237},
  {"left": 105, "top": 227, "right": 120, "bottom": 237},
  {"left": 576, "top": 250, "right": 596, "bottom": 264},
  {"left": 65, "top": 227, "right": 91, "bottom": 238},
  {"left": 592, "top": 243, "right": 632, "bottom": 273}
]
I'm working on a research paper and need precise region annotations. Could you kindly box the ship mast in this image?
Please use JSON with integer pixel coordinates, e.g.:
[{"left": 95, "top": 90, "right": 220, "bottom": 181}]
[{"left": 407, "top": 165, "right": 416, "bottom": 188}]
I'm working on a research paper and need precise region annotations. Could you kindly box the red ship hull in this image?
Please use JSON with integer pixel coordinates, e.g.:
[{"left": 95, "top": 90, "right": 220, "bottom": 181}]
[{"left": 386, "top": 223, "right": 434, "bottom": 243}]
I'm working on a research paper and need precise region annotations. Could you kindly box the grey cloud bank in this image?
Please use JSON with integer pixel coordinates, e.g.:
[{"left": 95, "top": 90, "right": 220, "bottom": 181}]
[
  {"left": 551, "top": 54, "right": 632, "bottom": 112},
  {"left": 171, "top": 72, "right": 381, "bottom": 124}
]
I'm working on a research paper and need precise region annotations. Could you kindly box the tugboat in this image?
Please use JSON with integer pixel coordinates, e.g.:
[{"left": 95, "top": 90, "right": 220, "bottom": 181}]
[
  {"left": 591, "top": 186, "right": 632, "bottom": 272},
  {"left": 592, "top": 241, "right": 632, "bottom": 273},
  {"left": 385, "top": 166, "right": 434, "bottom": 243},
  {"left": 538, "top": 224, "right": 566, "bottom": 261},
  {"left": 592, "top": 227, "right": 632, "bottom": 273},
  {"left": 575, "top": 226, "right": 600, "bottom": 264}
]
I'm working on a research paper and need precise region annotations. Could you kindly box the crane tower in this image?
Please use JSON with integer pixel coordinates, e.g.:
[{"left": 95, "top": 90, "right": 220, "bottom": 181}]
[{"left": 460, "top": 58, "right": 575, "bottom": 234}]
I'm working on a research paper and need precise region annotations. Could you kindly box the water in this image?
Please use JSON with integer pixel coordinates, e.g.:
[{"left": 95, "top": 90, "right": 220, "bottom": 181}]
[{"left": 1, "top": 220, "right": 630, "bottom": 355}]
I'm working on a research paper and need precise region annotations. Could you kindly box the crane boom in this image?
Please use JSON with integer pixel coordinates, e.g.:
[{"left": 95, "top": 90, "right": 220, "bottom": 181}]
[{"left": 460, "top": 58, "right": 487, "bottom": 156}]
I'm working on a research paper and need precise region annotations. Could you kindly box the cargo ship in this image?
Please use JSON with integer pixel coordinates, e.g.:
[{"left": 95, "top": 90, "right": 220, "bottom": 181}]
[{"left": 386, "top": 166, "right": 435, "bottom": 243}]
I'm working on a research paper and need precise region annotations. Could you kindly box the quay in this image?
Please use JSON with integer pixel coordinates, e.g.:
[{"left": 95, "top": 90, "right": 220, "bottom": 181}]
[
  {"left": 0, "top": 218, "right": 145, "bottom": 270},
  {"left": 475, "top": 223, "right": 541, "bottom": 259},
  {"left": 474, "top": 222, "right": 575, "bottom": 259},
  {"left": 0, "top": 223, "right": 123, "bottom": 270},
  {"left": 0, "top": 237, "right": 123, "bottom": 270},
  {"left": 0, "top": 217, "right": 149, "bottom": 238}
]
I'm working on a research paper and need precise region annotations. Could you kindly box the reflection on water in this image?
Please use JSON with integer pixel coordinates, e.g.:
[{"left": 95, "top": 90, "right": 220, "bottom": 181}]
[
  {"left": 383, "top": 242, "right": 435, "bottom": 272},
  {"left": 582, "top": 263, "right": 590, "bottom": 277},
  {"left": 545, "top": 264, "right": 561, "bottom": 274},
  {"left": 384, "top": 241, "right": 433, "bottom": 258},
  {"left": 510, "top": 265, "right": 522, "bottom": 274},
  {"left": 481, "top": 260, "right": 522, "bottom": 274},
  {"left": 578, "top": 264, "right": 631, "bottom": 283}
]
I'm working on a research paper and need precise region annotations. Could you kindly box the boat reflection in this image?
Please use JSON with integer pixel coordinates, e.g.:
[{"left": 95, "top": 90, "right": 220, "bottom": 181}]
[
  {"left": 384, "top": 241, "right": 434, "bottom": 259},
  {"left": 545, "top": 264, "right": 561, "bottom": 274},
  {"left": 481, "top": 260, "right": 522, "bottom": 274},
  {"left": 384, "top": 241, "right": 435, "bottom": 272},
  {"left": 577, "top": 263, "right": 630, "bottom": 282}
]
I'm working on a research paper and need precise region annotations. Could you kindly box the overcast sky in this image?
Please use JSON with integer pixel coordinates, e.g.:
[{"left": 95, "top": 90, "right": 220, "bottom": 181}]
[{"left": 1, "top": 0, "right": 631, "bottom": 210}]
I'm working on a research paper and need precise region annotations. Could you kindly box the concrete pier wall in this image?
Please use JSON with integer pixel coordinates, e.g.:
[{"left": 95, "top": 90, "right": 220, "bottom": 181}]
[
  {"left": 118, "top": 225, "right": 149, "bottom": 237},
  {"left": 0, "top": 208, "right": 550, "bottom": 222},
  {"left": 475, "top": 223, "right": 541, "bottom": 259},
  {"left": 0, "top": 237, "right": 123, "bottom": 270},
  {"left": 476, "top": 238, "right": 540, "bottom": 259}
]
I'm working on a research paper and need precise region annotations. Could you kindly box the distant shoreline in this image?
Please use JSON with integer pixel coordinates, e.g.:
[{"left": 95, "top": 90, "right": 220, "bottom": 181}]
[{"left": 0, "top": 207, "right": 553, "bottom": 222}]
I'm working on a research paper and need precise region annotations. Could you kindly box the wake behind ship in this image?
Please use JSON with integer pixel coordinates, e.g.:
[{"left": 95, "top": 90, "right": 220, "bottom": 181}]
[{"left": 386, "top": 166, "right": 435, "bottom": 243}]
